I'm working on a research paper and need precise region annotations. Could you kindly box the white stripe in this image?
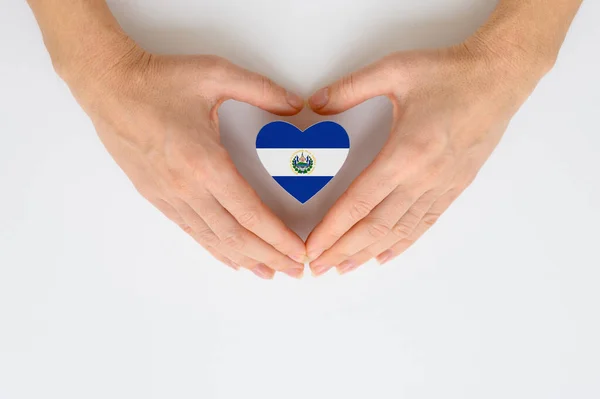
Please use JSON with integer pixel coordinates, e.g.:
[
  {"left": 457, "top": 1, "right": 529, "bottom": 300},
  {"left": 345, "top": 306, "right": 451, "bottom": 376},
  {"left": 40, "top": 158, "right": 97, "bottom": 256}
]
[{"left": 257, "top": 148, "right": 349, "bottom": 177}]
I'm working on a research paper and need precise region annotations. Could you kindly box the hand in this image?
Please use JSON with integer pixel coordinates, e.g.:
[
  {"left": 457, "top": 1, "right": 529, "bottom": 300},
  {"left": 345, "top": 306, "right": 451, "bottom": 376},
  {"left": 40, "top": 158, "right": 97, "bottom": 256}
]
[
  {"left": 305, "top": 35, "right": 552, "bottom": 276},
  {"left": 63, "top": 38, "right": 307, "bottom": 279}
]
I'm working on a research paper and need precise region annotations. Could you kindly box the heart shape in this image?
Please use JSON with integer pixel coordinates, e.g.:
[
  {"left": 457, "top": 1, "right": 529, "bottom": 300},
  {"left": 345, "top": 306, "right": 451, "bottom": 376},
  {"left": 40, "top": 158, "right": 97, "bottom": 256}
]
[{"left": 256, "top": 121, "right": 350, "bottom": 203}]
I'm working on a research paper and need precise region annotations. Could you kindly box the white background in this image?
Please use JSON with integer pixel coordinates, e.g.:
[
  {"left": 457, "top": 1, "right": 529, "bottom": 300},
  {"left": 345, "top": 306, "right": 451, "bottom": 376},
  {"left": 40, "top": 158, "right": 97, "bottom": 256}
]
[{"left": 1, "top": 0, "right": 599, "bottom": 398}]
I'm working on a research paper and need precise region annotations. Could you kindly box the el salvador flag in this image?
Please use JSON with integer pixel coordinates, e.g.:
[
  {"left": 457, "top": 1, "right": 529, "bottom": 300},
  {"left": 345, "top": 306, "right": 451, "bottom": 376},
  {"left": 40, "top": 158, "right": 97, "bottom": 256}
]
[{"left": 256, "top": 121, "right": 350, "bottom": 203}]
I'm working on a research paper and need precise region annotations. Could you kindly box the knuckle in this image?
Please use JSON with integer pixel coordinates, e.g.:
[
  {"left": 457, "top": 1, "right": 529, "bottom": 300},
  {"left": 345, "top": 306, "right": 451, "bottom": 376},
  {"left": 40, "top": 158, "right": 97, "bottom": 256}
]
[
  {"left": 374, "top": 151, "right": 406, "bottom": 183},
  {"left": 349, "top": 199, "right": 374, "bottom": 222},
  {"left": 392, "top": 221, "right": 414, "bottom": 238},
  {"left": 196, "top": 56, "right": 233, "bottom": 91},
  {"left": 222, "top": 229, "right": 246, "bottom": 251},
  {"left": 179, "top": 224, "right": 194, "bottom": 235},
  {"left": 404, "top": 134, "right": 448, "bottom": 163},
  {"left": 236, "top": 209, "right": 261, "bottom": 229},
  {"left": 198, "top": 229, "right": 220, "bottom": 247},
  {"left": 163, "top": 157, "right": 193, "bottom": 195},
  {"left": 339, "top": 73, "right": 357, "bottom": 100},
  {"left": 259, "top": 75, "right": 276, "bottom": 99},
  {"left": 423, "top": 213, "right": 441, "bottom": 227},
  {"left": 202, "top": 55, "right": 230, "bottom": 76},
  {"left": 167, "top": 173, "right": 190, "bottom": 197},
  {"left": 365, "top": 219, "right": 392, "bottom": 239}
]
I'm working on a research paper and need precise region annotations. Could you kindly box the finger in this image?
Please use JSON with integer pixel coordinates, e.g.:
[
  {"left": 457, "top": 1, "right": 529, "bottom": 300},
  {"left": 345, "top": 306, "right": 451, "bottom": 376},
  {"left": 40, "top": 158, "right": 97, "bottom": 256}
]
[
  {"left": 185, "top": 192, "right": 304, "bottom": 276},
  {"left": 174, "top": 201, "right": 281, "bottom": 279},
  {"left": 334, "top": 191, "right": 437, "bottom": 275},
  {"left": 148, "top": 198, "right": 236, "bottom": 270},
  {"left": 311, "top": 189, "right": 438, "bottom": 276},
  {"left": 206, "top": 157, "right": 307, "bottom": 263},
  {"left": 214, "top": 59, "right": 304, "bottom": 116},
  {"left": 305, "top": 121, "right": 448, "bottom": 262},
  {"left": 337, "top": 189, "right": 456, "bottom": 272},
  {"left": 308, "top": 56, "right": 404, "bottom": 115},
  {"left": 194, "top": 228, "right": 276, "bottom": 279},
  {"left": 305, "top": 149, "right": 401, "bottom": 261},
  {"left": 309, "top": 188, "right": 419, "bottom": 276},
  {"left": 336, "top": 196, "right": 437, "bottom": 274},
  {"left": 247, "top": 263, "right": 277, "bottom": 280},
  {"left": 376, "top": 188, "right": 461, "bottom": 264},
  {"left": 215, "top": 246, "right": 276, "bottom": 279},
  {"left": 206, "top": 242, "right": 277, "bottom": 280}
]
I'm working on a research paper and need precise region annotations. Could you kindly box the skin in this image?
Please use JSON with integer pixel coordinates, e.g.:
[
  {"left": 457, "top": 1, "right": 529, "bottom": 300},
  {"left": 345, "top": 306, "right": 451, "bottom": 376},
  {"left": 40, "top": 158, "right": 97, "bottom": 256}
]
[
  {"left": 27, "top": 0, "right": 307, "bottom": 280},
  {"left": 27, "top": 0, "right": 583, "bottom": 279},
  {"left": 306, "top": 0, "right": 584, "bottom": 276}
]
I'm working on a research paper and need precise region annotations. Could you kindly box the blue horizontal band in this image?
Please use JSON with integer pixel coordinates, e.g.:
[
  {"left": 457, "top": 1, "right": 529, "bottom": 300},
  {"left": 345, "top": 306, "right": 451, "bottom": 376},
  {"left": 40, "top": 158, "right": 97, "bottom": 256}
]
[{"left": 256, "top": 121, "right": 350, "bottom": 149}]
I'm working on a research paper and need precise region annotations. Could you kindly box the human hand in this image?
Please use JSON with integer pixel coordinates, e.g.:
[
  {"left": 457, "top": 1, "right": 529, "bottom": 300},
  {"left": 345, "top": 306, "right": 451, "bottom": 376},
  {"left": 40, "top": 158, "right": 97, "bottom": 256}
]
[
  {"left": 62, "top": 38, "right": 307, "bottom": 279},
  {"left": 306, "top": 35, "right": 553, "bottom": 276}
]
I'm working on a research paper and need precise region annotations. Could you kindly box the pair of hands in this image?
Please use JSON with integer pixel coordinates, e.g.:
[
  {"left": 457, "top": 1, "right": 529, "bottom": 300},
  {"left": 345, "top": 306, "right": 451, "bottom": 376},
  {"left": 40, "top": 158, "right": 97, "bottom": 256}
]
[{"left": 64, "top": 33, "right": 546, "bottom": 279}]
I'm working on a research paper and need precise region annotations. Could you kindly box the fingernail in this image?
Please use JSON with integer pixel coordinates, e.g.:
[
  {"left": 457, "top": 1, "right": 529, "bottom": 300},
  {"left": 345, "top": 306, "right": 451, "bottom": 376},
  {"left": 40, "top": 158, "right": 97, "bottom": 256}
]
[
  {"left": 283, "top": 267, "right": 305, "bottom": 279},
  {"left": 337, "top": 260, "right": 357, "bottom": 275},
  {"left": 309, "top": 87, "right": 329, "bottom": 109},
  {"left": 311, "top": 264, "right": 332, "bottom": 277},
  {"left": 376, "top": 250, "right": 394, "bottom": 265},
  {"left": 251, "top": 264, "right": 275, "bottom": 279},
  {"left": 289, "top": 254, "right": 307, "bottom": 264},
  {"left": 286, "top": 91, "right": 305, "bottom": 109},
  {"left": 307, "top": 249, "right": 324, "bottom": 262}
]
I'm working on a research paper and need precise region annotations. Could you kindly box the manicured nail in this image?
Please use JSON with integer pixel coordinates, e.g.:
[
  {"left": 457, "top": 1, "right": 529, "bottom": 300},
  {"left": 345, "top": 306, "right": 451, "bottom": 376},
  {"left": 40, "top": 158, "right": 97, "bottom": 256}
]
[
  {"left": 283, "top": 267, "right": 305, "bottom": 279},
  {"left": 251, "top": 264, "right": 275, "bottom": 279},
  {"left": 307, "top": 249, "right": 324, "bottom": 262},
  {"left": 286, "top": 91, "right": 305, "bottom": 109},
  {"left": 309, "top": 87, "right": 329, "bottom": 109},
  {"left": 337, "top": 260, "right": 357, "bottom": 275},
  {"left": 311, "top": 264, "right": 332, "bottom": 277},
  {"left": 376, "top": 250, "right": 394, "bottom": 265}
]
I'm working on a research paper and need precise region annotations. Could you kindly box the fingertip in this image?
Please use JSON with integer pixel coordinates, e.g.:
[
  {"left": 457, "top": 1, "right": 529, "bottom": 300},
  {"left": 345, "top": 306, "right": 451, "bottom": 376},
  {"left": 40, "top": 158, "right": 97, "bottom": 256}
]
[
  {"left": 308, "top": 87, "right": 329, "bottom": 111},
  {"left": 283, "top": 267, "right": 305, "bottom": 279},
  {"left": 286, "top": 91, "right": 305, "bottom": 110},
  {"left": 307, "top": 248, "right": 325, "bottom": 263},
  {"left": 309, "top": 262, "right": 333, "bottom": 277},
  {"left": 251, "top": 264, "right": 276, "bottom": 280}
]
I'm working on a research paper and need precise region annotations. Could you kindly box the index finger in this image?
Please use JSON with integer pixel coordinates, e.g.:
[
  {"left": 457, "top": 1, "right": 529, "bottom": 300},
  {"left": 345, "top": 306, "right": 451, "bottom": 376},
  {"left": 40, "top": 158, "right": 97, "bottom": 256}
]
[
  {"left": 305, "top": 150, "right": 401, "bottom": 259},
  {"left": 206, "top": 155, "right": 307, "bottom": 263}
]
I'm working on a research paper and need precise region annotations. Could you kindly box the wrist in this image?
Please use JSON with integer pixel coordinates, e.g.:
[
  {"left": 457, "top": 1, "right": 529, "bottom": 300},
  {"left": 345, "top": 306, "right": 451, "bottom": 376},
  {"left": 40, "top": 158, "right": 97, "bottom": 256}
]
[
  {"left": 467, "top": 30, "right": 556, "bottom": 81},
  {"left": 463, "top": 1, "right": 574, "bottom": 86},
  {"left": 55, "top": 27, "right": 145, "bottom": 92},
  {"left": 58, "top": 32, "right": 153, "bottom": 111},
  {"left": 449, "top": 27, "right": 556, "bottom": 103}
]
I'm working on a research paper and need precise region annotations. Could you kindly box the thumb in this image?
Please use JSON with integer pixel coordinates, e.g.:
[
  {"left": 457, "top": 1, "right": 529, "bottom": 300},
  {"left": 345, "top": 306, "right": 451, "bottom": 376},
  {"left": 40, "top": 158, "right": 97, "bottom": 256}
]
[
  {"left": 309, "top": 57, "right": 401, "bottom": 115},
  {"left": 214, "top": 60, "right": 304, "bottom": 116}
]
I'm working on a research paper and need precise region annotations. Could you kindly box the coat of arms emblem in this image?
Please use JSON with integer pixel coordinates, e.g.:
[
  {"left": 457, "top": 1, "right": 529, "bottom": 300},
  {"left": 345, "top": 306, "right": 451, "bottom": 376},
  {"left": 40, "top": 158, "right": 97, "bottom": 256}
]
[{"left": 290, "top": 150, "right": 315, "bottom": 175}]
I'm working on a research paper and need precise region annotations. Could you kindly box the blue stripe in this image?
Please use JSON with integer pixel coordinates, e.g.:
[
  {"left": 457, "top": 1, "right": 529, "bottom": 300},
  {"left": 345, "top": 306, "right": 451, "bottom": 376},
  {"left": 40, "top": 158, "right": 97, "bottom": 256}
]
[
  {"left": 256, "top": 121, "right": 350, "bottom": 149},
  {"left": 273, "top": 176, "right": 333, "bottom": 203}
]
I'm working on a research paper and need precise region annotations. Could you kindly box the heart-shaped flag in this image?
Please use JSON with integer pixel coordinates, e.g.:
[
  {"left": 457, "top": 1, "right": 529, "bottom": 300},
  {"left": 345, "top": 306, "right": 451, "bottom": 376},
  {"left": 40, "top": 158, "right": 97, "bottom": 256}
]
[{"left": 256, "top": 121, "right": 350, "bottom": 203}]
